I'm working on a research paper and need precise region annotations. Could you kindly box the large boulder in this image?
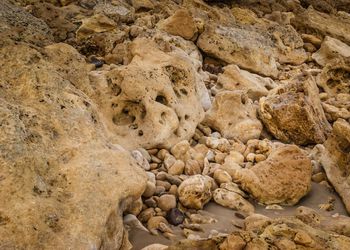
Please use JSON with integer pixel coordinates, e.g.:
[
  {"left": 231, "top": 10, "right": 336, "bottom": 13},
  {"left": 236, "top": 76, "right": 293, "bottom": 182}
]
[
  {"left": 312, "top": 36, "right": 350, "bottom": 66},
  {"left": 204, "top": 91, "right": 263, "bottom": 143},
  {"left": 222, "top": 145, "right": 312, "bottom": 205},
  {"left": 197, "top": 22, "right": 307, "bottom": 78},
  {"left": 259, "top": 75, "right": 331, "bottom": 145},
  {"left": 88, "top": 37, "right": 208, "bottom": 149},
  {"left": 316, "top": 119, "right": 350, "bottom": 213},
  {"left": 0, "top": 42, "right": 147, "bottom": 249},
  {"left": 216, "top": 64, "right": 277, "bottom": 101},
  {"left": 292, "top": 7, "right": 350, "bottom": 45}
]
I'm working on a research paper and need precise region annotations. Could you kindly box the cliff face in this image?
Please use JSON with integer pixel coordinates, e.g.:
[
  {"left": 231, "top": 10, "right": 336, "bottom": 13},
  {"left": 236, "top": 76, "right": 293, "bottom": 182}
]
[{"left": 0, "top": 0, "right": 349, "bottom": 249}]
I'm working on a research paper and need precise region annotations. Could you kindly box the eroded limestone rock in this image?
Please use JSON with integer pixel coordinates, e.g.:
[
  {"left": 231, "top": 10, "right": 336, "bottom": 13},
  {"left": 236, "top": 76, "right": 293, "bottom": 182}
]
[
  {"left": 222, "top": 145, "right": 312, "bottom": 205},
  {"left": 0, "top": 43, "right": 147, "bottom": 249},
  {"left": 204, "top": 91, "right": 263, "bottom": 143},
  {"left": 178, "top": 175, "right": 213, "bottom": 209},
  {"left": 88, "top": 37, "right": 207, "bottom": 149},
  {"left": 259, "top": 75, "right": 331, "bottom": 145},
  {"left": 316, "top": 119, "right": 350, "bottom": 213}
]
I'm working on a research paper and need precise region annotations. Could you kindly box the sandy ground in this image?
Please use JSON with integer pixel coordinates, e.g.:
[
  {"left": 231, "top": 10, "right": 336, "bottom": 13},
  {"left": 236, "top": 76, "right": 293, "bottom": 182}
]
[{"left": 129, "top": 182, "right": 347, "bottom": 249}]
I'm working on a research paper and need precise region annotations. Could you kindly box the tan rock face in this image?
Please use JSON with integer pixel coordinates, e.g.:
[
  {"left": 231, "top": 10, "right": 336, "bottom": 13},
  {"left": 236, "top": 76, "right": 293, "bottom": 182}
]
[
  {"left": 197, "top": 25, "right": 279, "bottom": 78},
  {"left": 317, "top": 119, "right": 350, "bottom": 213},
  {"left": 158, "top": 9, "right": 198, "bottom": 40},
  {"left": 317, "top": 57, "right": 350, "bottom": 97},
  {"left": 0, "top": 43, "right": 147, "bottom": 249},
  {"left": 292, "top": 7, "right": 350, "bottom": 45},
  {"left": 204, "top": 91, "right": 263, "bottom": 143},
  {"left": 217, "top": 65, "right": 277, "bottom": 101},
  {"left": 259, "top": 75, "right": 331, "bottom": 145},
  {"left": 197, "top": 22, "right": 307, "bottom": 78},
  {"left": 0, "top": 0, "right": 53, "bottom": 47},
  {"left": 88, "top": 37, "right": 206, "bottom": 149},
  {"left": 178, "top": 175, "right": 213, "bottom": 209},
  {"left": 312, "top": 36, "right": 350, "bottom": 66},
  {"left": 224, "top": 145, "right": 312, "bottom": 205}
]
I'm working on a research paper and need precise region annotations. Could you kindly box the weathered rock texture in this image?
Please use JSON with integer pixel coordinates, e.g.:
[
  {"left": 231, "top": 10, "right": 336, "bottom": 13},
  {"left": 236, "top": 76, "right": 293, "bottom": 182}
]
[
  {"left": 317, "top": 119, "right": 350, "bottom": 213},
  {"left": 259, "top": 75, "right": 331, "bottom": 145},
  {"left": 0, "top": 20, "right": 146, "bottom": 250},
  {"left": 217, "top": 65, "right": 277, "bottom": 101},
  {"left": 204, "top": 91, "right": 263, "bottom": 143},
  {"left": 88, "top": 37, "right": 207, "bottom": 149},
  {"left": 223, "top": 145, "right": 312, "bottom": 205}
]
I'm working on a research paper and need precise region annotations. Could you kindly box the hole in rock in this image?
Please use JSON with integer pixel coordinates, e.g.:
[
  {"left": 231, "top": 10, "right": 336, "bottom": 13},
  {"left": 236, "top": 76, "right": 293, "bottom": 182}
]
[{"left": 155, "top": 95, "right": 168, "bottom": 106}]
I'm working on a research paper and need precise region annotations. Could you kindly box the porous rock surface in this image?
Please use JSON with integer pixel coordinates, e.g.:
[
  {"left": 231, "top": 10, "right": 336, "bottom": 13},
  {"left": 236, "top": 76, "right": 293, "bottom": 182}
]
[
  {"left": 2, "top": 0, "right": 350, "bottom": 249},
  {"left": 0, "top": 42, "right": 147, "bottom": 249},
  {"left": 222, "top": 145, "right": 312, "bottom": 205}
]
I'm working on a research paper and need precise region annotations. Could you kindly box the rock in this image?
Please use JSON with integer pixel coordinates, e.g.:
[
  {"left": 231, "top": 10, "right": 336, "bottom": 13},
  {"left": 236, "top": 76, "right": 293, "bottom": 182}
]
[
  {"left": 171, "top": 140, "right": 191, "bottom": 161},
  {"left": 123, "top": 214, "right": 148, "bottom": 232},
  {"left": 158, "top": 194, "right": 177, "bottom": 212},
  {"left": 219, "top": 234, "right": 246, "bottom": 250},
  {"left": 316, "top": 119, "right": 350, "bottom": 213},
  {"left": 178, "top": 175, "right": 213, "bottom": 209},
  {"left": 131, "top": 0, "right": 155, "bottom": 11},
  {"left": 167, "top": 208, "right": 185, "bottom": 226},
  {"left": 317, "top": 57, "right": 350, "bottom": 97},
  {"left": 141, "top": 243, "right": 168, "bottom": 250},
  {"left": 184, "top": 159, "right": 202, "bottom": 175},
  {"left": 259, "top": 75, "right": 331, "bottom": 145},
  {"left": 220, "top": 182, "right": 248, "bottom": 198},
  {"left": 213, "top": 188, "right": 255, "bottom": 214},
  {"left": 225, "top": 145, "right": 312, "bottom": 205},
  {"left": 213, "top": 169, "right": 232, "bottom": 185},
  {"left": 296, "top": 206, "right": 350, "bottom": 237},
  {"left": 312, "top": 36, "right": 350, "bottom": 66},
  {"left": 204, "top": 91, "right": 263, "bottom": 143},
  {"left": 158, "top": 9, "right": 198, "bottom": 40},
  {"left": 89, "top": 37, "right": 206, "bottom": 149},
  {"left": 168, "top": 160, "right": 185, "bottom": 175},
  {"left": 0, "top": 42, "right": 147, "bottom": 249},
  {"left": 138, "top": 208, "right": 156, "bottom": 223},
  {"left": 217, "top": 65, "right": 276, "bottom": 101},
  {"left": 197, "top": 23, "right": 307, "bottom": 78},
  {"left": 255, "top": 154, "right": 266, "bottom": 163},
  {"left": 292, "top": 7, "right": 350, "bottom": 45},
  {"left": 225, "top": 151, "right": 245, "bottom": 165},
  {"left": 147, "top": 216, "right": 168, "bottom": 235},
  {"left": 126, "top": 197, "right": 143, "bottom": 216},
  {"left": 0, "top": 0, "right": 53, "bottom": 47},
  {"left": 76, "top": 14, "right": 117, "bottom": 41},
  {"left": 143, "top": 181, "right": 157, "bottom": 198}
]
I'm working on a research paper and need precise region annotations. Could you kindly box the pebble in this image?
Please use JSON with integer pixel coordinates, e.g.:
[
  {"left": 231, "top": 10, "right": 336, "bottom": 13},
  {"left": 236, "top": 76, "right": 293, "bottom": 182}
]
[
  {"left": 158, "top": 194, "right": 177, "bottom": 212},
  {"left": 147, "top": 216, "right": 168, "bottom": 235},
  {"left": 165, "top": 175, "right": 182, "bottom": 186},
  {"left": 168, "top": 160, "right": 185, "bottom": 175},
  {"left": 144, "top": 197, "right": 158, "bottom": 208},
  {"left": 312, "top": 172, "right": 326, "bottom": 183},
  {"left": 168, "top": 185, "right": 178, "bottom": 196},
  {"left": 215, "top": 152, "right": 227, "bottom": 164},
  {"left": 143, "top": 181, "right": 156, "bottom": 198},
  {"left": 157, "top": 149, "right": 169, "bottom": 160},
  {"left": 164, "top": 154, "right": 176, "bottom": 169},
  {"left": 137, "top": 147, "right": 152, "bottom": 162},
  {"left": 151, "top": 155, "right": 162, "bottom": 163},
  {"left": 213, "top": 169, "right": 232, "bottom": 185},
  {"left": 138, "top": 208, "right": 155, "bottom": 223},
  {"left": 246, "top": 153, "right": 256, "bottom": 162},
  {"left": 154, "top": 186, "right": 166, "bottom": 196},
  {"left": 156, "top": 180, "right": 171, "bottom": 190},
  {"left": 255, "top": 153, "right": 266, "bottom": 162},
  {"left": 225, "top": 151, "right": 244, "bottom": 165},
  {"left": 167, "top": 208, "right": 185, "bottom": 226},
  {"left": 185, "top": 159, "right": 201, "bottom": 175},
  {"left": 171, "top": 140, "right": 190, "bottom": 160}
]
